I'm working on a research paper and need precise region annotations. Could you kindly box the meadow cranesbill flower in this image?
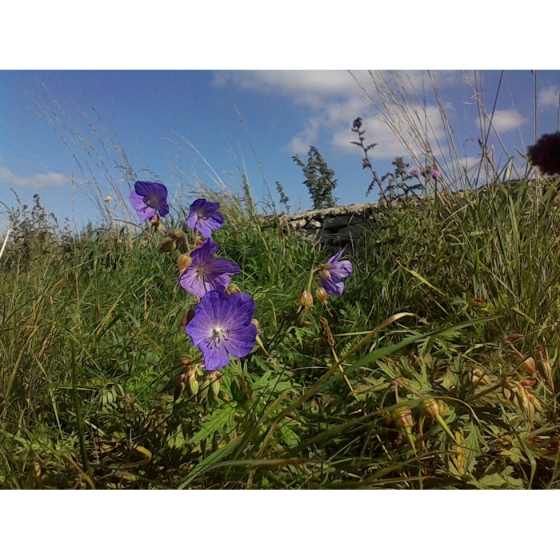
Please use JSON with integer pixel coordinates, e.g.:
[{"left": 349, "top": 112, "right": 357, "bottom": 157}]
[
  {"left": 186, "top": 290, "right": 258, "bottom": 370},
  {"left": 187, "top": 198, "right": 224, "bottom": 238},
  {"left": 129, "top": 181, "right": 170, "bottom": 221},
  {"left": 179, "top": 239, "right": 240, "bottom": 297},
  {"left": 317, "top": 250, "right": 353, "bottom": 296}
]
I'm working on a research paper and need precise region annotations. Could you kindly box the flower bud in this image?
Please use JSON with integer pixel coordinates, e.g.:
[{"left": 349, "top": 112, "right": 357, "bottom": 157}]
[
  {"left": 519, "top": 356, "right": 537, "bottom": 377},
  {"left": 171, "top": 228, "right": 187, "bottom": 241},
  {"left": 208, "top": 371, "right": 222, "bottom": 399},
  {"left": 177, "top": 253, "right": 192, "bottom": 274},
  {"left": 150, "top": 215, "right": 164, "bottom": 233},
  {"left": 538, "top": 357, "right": 554, "bottom": 388},
  {"left": 316, "top": 286, "right": 328, "bottom": 304},
  {"left": 251, "top": 318, "right": 261, "bottom": 335},
  {"left": 421, "top": 397, "right": 440, "bottom": 420},
  {"left": 298, "top": 289, "right": 313, "bottom": 309},
  {"left": 226, "top": 283, "right": 242, "bottom": 295},
  {"left": 181, "top": 308, "right": 196, "bottom": 329},
  {"left": 187, "top": 370, "right": 199, "bottom": 396},
  {"left": 159, "top": 237, "right": 176, "bottom": 253},
  {"left": 394, "top": 406, "right": 414, "bottom": 428}
]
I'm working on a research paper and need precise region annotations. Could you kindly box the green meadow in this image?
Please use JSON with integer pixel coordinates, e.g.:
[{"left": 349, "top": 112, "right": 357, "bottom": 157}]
[{"left": 2, "top": 74, "right": 560, "bottom": 489}]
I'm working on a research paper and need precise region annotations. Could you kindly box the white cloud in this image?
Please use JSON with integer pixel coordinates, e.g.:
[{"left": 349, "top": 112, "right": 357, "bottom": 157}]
[
  {"left": 222, "top": 70, "right": 463, "bottom": 163},
  {"left": 538, "top": 85, "right": 560, "bottom": 108},
  {"left": 0, "top": 166, "right": 70, "bottom": 188},
  {"left": 220, "top": 70, "right": 370, "bottom": 106},
  {"left": 477, "top": 109, "right": 527, "bottom": 134}
]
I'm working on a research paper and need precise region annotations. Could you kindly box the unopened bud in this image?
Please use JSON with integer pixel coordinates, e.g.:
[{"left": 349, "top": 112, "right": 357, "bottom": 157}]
[
  {"left": 209, "top": 371, "right": 222, "bottom": 399},
  {"left": 538, "top": 358, "right": 554, "bottom": 387},
  {"left": 159, "top": 237, "right": 176, "bottom": 253},
  {"left": 177, "top": 253, "right": 192, "bottom": 273},
  {"left": 226, "top": 283, "right": 242, "bottom": 295},
  {"left": 187, "top": 370, "right": 199, "bottom": 396},
  {"left": 421, "top": 397, "right": 440, "bottom": 419},
  {"left": 394, "top": 406, "right": 414, "bottom": 428},
  {"left": 171, "top": 228, "right": 187, "bottom": 241},
  {"left": 298, "top": 289, "right": 313, "bottom": 309},
  {"left": 316, "top": 286, "right": 328, "bottom": 304},
  {"left": 181, "top": 308, "right": 196, "bottom": 329},
  {"left": 150, "top": 215, "right": 164, "bottom": 233},
  {"left": 520, "top": 356, "right": 537, "bottom": 377}
]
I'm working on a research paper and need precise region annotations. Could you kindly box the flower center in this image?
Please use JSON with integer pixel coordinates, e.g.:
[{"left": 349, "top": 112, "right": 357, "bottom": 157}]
[
  {"left": 144, "top": 195, "right": 160, "bottom": 208},
  {"left": 206, "top": 325, "right": 229, "bottom": 349}
]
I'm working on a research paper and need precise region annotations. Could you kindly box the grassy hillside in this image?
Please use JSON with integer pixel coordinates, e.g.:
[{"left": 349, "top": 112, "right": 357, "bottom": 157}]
[{"left": 2, "top": 178, "right": 560, "bottom": 489}]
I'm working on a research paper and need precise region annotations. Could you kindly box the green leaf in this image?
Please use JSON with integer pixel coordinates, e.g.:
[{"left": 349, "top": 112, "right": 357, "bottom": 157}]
[{"left": 190, "top": 402, "right": 238, "bottom": 446}]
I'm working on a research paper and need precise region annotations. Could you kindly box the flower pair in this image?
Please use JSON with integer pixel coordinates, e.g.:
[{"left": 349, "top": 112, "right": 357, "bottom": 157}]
[{"left": 129, "top": 181, "right": 224, "bottom": 237}]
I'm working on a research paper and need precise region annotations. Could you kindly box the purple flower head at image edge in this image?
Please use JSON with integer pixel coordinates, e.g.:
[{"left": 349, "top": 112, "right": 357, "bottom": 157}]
[
  {"left": 179, "top": 239, "right": 240, "bottom": 297},
  {"left": 186, "top": 290, "right": 258, "bottom": 370},
  {"left": 317, "top": 250, "right": 353, "bottom": 296},
  {"left": 129, "top": 181, "right": 170, "bottom": 221},
  {"left": 187, "top": 198, "right": 224, "bottom": 238}
]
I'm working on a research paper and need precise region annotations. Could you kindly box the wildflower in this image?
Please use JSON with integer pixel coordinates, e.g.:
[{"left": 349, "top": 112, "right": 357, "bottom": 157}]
[
  {"left": 317, "top": 250, "right": 353, "bottom": 296},
  {"left": 409, "top": 167, "right": 420, "bottom": 178},
  {"left": 179, "top": 239, "right": 240, "bottom": 297},
  {"left": 129, "top": 181, "right": 169, "bottom": 221},
  {"left": 187, "top": 198, "right": 224, "bottom": 238},
  {"left": 430, "top": 169, "right": 441, "bottom": 179},
  {"left": 186, "top": 290, "right": 257, "bottom": 370},
  {"left": 527, "top": 131, "right": 560, "bottom": 175}
]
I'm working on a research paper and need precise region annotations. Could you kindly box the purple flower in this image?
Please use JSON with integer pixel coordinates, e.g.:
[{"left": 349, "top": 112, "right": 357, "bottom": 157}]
[
  {"left": 430, "top": 169, "right": 441, "bottom": 179},
  {"left": 179, "top": 239, "right": 240, "bottom": 297},
  {"left": 186, "top": 290, "right": 257, "bottom": 370},
  {"left": 187, "top": 198, "right": 224, "bottom": 238},
  {"left": 317, "top": 250, "right": 353, "bottom": 296},
  {"left": 409, "top": 167, "right": 420, "bottom": 178},
  {"left": 129, "top": 181, "right": 170, "bottom": 221}
]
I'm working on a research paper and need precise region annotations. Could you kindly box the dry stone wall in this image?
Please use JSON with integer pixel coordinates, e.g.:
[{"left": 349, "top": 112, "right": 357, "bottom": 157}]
[{"left": 263, "top": 201, "right": 387, "bottom": 249}]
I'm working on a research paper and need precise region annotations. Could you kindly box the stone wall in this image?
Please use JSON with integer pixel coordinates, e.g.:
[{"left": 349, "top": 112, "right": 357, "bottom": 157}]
[{"left": 262, "top": 201, "right": 386, "bottom": 249}]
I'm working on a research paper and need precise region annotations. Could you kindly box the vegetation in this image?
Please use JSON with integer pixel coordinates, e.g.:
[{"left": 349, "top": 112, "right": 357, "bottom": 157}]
[{"left": 2, "top": 70, "right": 560, "bottom": 489}]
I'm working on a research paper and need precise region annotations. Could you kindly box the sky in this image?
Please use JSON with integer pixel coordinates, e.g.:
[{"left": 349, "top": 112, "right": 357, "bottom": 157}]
[
  {"left": 1, "top": 69, "right": 560, "bottom": 233},
  {"left": 1, "top": 4, "right": 560, "bottom": 235}
]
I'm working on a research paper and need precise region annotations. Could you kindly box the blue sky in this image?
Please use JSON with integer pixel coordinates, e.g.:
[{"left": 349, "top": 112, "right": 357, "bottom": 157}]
[{"left": 1, "top": 69, "right": 560, "bottom": 232}]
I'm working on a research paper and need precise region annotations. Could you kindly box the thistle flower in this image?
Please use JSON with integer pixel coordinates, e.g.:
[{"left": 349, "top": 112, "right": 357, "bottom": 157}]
[
  {"left": 317, "top": 250, "right": 353, "bottom": 296},
  {"left": 129, "top": 181, "right": 169, "bottom": 221},
  {"left": 430, "top": 169, "right": 441, "bottom": 179},
  {"left": 409, "top": 167, "right": 420, "bottom": 178},
  {"left": 187, "top": 198, "right": 225, "bottom": 238},
  {"left": 179, "top": 239, "right": 240, "bottom": 297},
  {"left": 186, "top": 290, "right": 258, "bottom": 370}
]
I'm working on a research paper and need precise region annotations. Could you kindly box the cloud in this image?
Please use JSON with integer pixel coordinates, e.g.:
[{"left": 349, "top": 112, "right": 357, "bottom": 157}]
[
  {"left": 0, "top": 166, "right": 70, "bottom": 188},
  {"left": 538, "top": 85, "right": 560, "bottom": 108},
  {"left": 477, "top": 109, "right": 527, "bottom": 134},
  {"left": 224, "top": 70, "right": 462, "bottom": 163},
  {"left": 220, "top": 70, "right": 369, "bottom": 106}
]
